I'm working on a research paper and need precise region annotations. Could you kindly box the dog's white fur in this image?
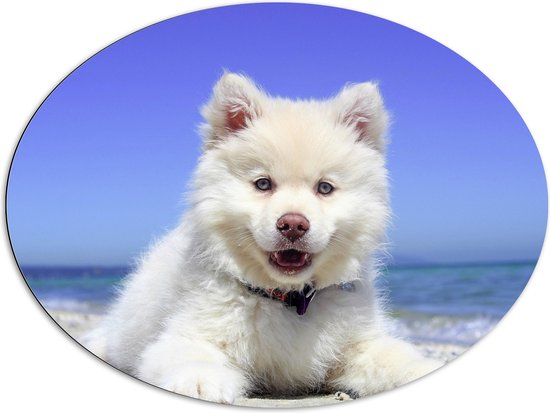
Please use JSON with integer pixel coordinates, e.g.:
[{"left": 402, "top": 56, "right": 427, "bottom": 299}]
[{"left": 83, "top": 73, "right": 441, "bottom": 403}]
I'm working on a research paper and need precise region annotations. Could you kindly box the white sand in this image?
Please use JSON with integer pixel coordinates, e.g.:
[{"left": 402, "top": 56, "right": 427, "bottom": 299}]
[{"left": 48, "top": 310, "right": 467, "bottom": 407}]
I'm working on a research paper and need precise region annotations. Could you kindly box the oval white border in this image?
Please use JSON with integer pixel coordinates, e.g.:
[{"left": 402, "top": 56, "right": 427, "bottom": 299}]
[{"left": 1, "top": 1, "right": 548, "bottom": 412}]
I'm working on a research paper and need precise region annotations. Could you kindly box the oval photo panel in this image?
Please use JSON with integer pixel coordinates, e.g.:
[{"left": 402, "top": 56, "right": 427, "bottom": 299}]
[{"left": 6, "top": 3, "right": 547, "bottom": 408}]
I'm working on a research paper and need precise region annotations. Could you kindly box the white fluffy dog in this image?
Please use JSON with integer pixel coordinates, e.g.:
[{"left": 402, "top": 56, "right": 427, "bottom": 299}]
[{"left": 83, "top": 73, "right": 441, "bottom": 403}]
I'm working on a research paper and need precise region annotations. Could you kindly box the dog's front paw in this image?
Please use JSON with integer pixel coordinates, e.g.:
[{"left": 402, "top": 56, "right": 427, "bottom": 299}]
[
  {"left": 330, "top": 337, "right": 446, "bottom": 396},
  {"left": 160, "top": 362, "right": 245, "bottom": 404},
  {"left": 404, "top": 357, "right": 444, "bottom": 382}
]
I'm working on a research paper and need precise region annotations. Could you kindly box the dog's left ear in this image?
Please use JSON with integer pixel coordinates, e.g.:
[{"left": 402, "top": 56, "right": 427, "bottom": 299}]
[
  {"left": 334, "top": 82, "right": 389, "bottom": 152},
  {"left": 200, "top": 72, "right": 264, "bottom": 149}
]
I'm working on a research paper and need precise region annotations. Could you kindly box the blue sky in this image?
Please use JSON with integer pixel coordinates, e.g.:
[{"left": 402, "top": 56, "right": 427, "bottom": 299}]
[{"left": 6, "top": 3, "right": 547, "bottom": 266}]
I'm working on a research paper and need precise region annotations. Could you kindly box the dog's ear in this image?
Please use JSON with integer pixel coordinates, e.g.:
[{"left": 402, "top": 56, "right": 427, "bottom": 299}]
[
  {"left": 200, "top": 72, "right": 264, "bottom": 149},
  {"left": 334, "top": 82, "right": 389, "bottom": 152}
]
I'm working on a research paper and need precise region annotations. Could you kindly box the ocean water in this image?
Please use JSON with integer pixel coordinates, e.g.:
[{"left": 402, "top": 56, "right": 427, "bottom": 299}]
[
  {"left": 378, "top": 262, "right": 535, "bottom": 345},
  {"left": 20, "top": 262, "right": 536, "bottom": 347}
]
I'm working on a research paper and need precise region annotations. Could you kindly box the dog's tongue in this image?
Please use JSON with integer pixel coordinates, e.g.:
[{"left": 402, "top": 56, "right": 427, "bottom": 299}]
[{"left": 272, "top": 250, "right": 308, "bottom": 267}]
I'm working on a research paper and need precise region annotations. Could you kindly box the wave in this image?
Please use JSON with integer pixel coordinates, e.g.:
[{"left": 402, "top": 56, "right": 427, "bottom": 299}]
[
  {"left": 39, "top": 297, "right": 108, "bottom": 314},
  {"left": 391, "top": 312, "right": 498, "bottom": 346}
]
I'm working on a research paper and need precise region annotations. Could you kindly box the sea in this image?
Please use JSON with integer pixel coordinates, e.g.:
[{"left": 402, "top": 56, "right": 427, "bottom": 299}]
[{"left": 19, "top": 261, "right": 536, "bottom": 347}]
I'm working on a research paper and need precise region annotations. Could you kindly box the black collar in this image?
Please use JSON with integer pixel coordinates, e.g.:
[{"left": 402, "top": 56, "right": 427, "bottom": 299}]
[{"left": 247, "top": 284, "right": 317, "bottom": 316}]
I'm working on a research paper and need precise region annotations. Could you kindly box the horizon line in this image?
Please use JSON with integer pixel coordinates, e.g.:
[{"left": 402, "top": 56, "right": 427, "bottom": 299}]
[{"left": 16, "top": 258, "right": 540, "bottom": 271}]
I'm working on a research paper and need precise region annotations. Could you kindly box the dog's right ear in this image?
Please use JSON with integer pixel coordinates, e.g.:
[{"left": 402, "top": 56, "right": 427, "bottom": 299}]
[
  {"left": 200, "top": 73, "right": 264, "bottom": 149},
  {"left": 334, "top": 82, "right": 389, "bottom": 153}
]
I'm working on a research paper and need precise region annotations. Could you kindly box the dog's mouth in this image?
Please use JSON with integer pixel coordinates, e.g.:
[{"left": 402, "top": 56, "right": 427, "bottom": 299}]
[{"left": 269, "top": 249, "right": 312, "bottom": 275}]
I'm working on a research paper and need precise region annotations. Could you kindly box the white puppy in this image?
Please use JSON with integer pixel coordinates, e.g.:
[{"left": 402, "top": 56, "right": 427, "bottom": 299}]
[{"left": 83, "top": 73, "right": 441, "bottom": 404}]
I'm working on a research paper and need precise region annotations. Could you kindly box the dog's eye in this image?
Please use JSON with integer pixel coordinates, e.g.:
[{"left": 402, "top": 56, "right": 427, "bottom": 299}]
[
  {"left": 317, "top": 181, "right": 334, "bottom": 195},
  {"left": 255, "top": 178, "right": 272, "bottom": 191}
]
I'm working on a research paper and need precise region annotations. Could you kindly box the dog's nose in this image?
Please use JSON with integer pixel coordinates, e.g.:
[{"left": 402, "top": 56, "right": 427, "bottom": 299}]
[{"left": 276, "top": 213, "right": 310, "bottom": 242}]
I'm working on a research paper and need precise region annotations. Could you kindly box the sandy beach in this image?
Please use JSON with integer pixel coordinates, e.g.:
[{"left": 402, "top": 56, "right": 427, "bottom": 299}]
[{"left": 47, "top": 309, "right": 467, "bottom": 407}]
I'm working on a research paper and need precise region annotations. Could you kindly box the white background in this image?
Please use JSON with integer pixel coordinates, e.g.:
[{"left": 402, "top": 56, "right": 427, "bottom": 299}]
[{"left": 1, "top": 1, "right": 548, "bottom": 411}]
